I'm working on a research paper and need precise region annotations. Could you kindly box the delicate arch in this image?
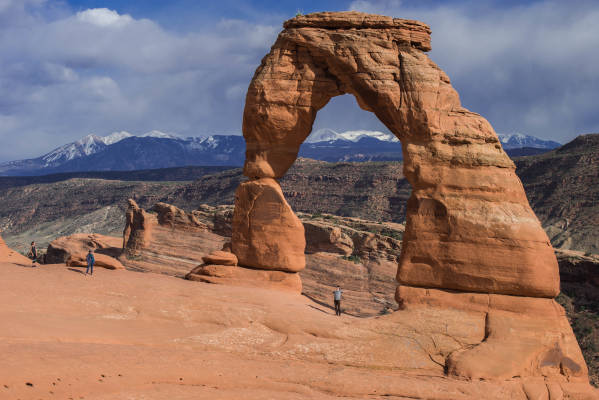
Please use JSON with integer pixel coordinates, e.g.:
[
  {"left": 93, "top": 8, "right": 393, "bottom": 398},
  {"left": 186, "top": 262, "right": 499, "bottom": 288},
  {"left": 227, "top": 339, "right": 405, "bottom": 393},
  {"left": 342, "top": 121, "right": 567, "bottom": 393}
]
[{"left": 232, "top": 11, "right": 559, "bottom": 299}]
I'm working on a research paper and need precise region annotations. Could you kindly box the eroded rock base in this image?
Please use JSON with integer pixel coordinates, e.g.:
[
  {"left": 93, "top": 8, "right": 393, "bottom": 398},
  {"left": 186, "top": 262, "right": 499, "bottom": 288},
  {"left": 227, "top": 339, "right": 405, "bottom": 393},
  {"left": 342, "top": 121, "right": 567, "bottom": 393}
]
[
  {"left": 186, "top": 264, "right": 302, "bottom": 294},
  {"left": 397, "top": 285, "right": 588, "bottom": 382},
  {"left": 232, "top": 178, "right": 306, "bottom": 272}
]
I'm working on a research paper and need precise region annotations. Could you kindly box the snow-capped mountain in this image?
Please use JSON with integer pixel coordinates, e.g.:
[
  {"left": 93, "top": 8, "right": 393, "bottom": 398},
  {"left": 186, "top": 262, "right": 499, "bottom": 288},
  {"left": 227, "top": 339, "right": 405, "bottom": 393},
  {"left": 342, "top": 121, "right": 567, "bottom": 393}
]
[
  {"left": 0, "top": 130, "right": 561, "bottom": 176},
  {"left": 497, "top": 133, "right": 561, "bottom": 149},
  {"left": 0, "top": 130, "right": 180, "bottom": 175},
  {"left": 41, "top": 134, "right": 107, "bottom": 167},
  {"left": 306, "top": 128, "right": 399, "bottom": 143},
  {"left": 102, "top": 131, "right": 133, "bottom": 145}
]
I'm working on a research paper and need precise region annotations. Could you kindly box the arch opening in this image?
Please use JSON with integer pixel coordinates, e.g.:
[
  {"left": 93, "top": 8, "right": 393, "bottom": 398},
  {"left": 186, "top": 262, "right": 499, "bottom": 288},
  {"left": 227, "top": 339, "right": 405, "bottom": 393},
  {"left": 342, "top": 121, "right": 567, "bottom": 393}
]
[
  {"left": 232, "top": 11, "right": 559, "bottom": 303},
  {"left": 215, "top": 11, "right": 590, "bottom": 385},
  {"left": 287, "top": 93, "right": 411, "bottom": 316}
]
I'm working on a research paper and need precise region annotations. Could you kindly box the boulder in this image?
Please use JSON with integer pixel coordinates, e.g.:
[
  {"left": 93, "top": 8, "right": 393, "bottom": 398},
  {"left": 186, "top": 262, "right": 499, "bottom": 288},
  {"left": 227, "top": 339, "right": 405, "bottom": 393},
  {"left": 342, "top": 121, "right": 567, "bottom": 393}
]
[
  {"left": 66, "top": 253, "right": 124, "bottom": 270},
  {"left": 202, "top": 250, "right": 238, "bottom": 266},
  {"left": 46, "top": 234, "right": 124, "bottom": 270}
]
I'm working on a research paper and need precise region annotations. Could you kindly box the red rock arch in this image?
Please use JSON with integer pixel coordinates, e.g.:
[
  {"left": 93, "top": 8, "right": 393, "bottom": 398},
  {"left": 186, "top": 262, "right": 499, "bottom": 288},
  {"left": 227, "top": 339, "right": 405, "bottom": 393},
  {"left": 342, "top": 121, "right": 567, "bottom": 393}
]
[{"left": 232, "top": 11, "right": 559, "bottom": 299}]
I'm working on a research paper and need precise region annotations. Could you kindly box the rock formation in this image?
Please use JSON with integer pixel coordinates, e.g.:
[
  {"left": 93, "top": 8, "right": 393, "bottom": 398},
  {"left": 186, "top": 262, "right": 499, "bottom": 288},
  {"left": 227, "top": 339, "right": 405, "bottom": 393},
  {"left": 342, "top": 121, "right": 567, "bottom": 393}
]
[
  {"left": 46, "top": 234, "right": 125, "bottom": 270},
  {"left": 235, "top": 11, "right": 557, "bottom": 296},
  {"left": 228, "top": 11, "right": 592, "bottom": 388},
  {"left": 0, "top": 232, "right": 31, "bottom": 265},
  {"left": 232, "top": 178, "right": 306, "bottom": 272},
  {"left": 121, "top": 199, "right": 227, "bottom": 276}
]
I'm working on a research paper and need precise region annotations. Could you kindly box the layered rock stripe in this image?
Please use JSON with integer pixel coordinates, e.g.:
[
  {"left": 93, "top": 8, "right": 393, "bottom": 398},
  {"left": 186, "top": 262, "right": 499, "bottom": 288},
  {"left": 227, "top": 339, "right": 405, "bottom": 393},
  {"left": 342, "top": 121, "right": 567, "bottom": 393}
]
[{"left": 233, "top": 11, "right": 558, "bottom": 298}]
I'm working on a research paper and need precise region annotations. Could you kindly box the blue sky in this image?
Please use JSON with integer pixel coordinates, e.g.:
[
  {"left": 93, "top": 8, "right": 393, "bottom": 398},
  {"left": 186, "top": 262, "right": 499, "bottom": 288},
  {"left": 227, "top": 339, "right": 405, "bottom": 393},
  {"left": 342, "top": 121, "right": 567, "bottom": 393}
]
[{"left": 0, "top": 0, "right": 598, "bottom": 161}]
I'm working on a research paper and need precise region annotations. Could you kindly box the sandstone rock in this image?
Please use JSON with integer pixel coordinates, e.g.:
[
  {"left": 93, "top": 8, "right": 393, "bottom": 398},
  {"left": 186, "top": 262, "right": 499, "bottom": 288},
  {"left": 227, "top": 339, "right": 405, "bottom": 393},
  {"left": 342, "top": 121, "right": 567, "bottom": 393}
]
[
  {"left": 234, "top": 10, "right": 559, "bottom": 298},
  {"left": 302, "top": 252, "right": 398, "bottom": 316},
  {"left": 202, "top": 250, "right": 237, "bottom": 266},
  {"left": 121, "top": 199, "right": 226, "bottom": 276},
  {"left": 0, "top": 232, "right": 31, "bottom": 265},
  {"left": 224, "top": 10, "right": 591, "bottom": 387},
  {"left": 2, "top": 260, "right": 597, "bottom": 399},
  {"left": 397, "top": 285, "right": 588, "bottom": 382},
  {"left": 46, "top": 233, "right": 124, "bottom": 270},
  {"left": 122, "top": 199, "right": 153, "bottom": 253},
  {"left": 303, "top": 221, "right": 353, "bottom": 255},
  {"left": 191, "top": 204, "right": 234, "bottom": 237},
  {"left": 67, "top": 253, "right": 124, "bottom": 270},
  {"left": 186, "top": 264, "right": 302, "bottom": 293},
  {"left": 151, "top": 202, "right": 208, "bottom": 231},
  {"left": 232, "top": 178, "right": 305, "bottom": 272}
]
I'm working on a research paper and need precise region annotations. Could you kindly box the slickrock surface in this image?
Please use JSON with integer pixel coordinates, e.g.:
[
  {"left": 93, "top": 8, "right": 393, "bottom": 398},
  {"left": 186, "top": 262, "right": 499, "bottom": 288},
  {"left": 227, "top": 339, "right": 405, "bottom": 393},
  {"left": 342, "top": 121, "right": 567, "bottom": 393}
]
[
  {"left": 0, "top": 232, "right": 30, "bottom": 265},
  {"left": 162, "top": 203, "right": 405, "bottom": 315},
  {"left": 46, "top": 233, "right": 125, "bottom": 270},
  {"left": 121, "top": 199, "right": 226, "bottom": 276},
  {"left": 234, "top": 11, "right": 559, "bottom": 298},
  {"left": 187, "top": 264, "right": 302, "bottom": 294},
  {"left": 1, "top": 261, "right": 597, "bottom": 399}
]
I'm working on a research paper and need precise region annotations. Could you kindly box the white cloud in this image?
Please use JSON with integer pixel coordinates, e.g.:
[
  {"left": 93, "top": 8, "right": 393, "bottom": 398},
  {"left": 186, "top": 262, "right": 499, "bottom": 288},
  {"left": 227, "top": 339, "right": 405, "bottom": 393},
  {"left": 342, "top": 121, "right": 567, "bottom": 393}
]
[
  {"left": 1, "top": 1, "right": 598, "bottom": 163},
  {"left": 348, "top": 0, "right": 599, "bottom": 142},
  {"left": 76, "top": 8, "right": 133, "bottom": 27},
  {"left": 0, "top": 5, "right": 279, "bottom": 161}
]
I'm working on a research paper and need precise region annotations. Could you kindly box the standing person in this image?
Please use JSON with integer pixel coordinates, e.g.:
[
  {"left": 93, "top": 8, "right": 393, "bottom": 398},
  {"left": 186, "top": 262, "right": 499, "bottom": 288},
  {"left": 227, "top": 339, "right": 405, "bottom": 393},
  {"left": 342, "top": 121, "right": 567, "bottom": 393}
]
[
  {"left": 29, "top": 241, "right": 38, "bottom": 267},
  {"left": 333, "top": 286, "right": 343, "bottom": 316},
  {"left": 86, "top": 250, "right": 95, "bottom": 275}
]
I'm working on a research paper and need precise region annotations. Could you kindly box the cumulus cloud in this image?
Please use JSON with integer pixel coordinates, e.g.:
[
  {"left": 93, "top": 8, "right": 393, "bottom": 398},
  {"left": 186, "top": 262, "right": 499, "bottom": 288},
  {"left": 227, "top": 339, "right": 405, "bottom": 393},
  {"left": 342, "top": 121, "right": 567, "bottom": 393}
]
[
  {"left": 76, "top": 8, "right": 133, "bottom": 27},
  {"left": 347, "top": 0, "right": 599, "bottom": 142},
  {"left": 0, "top": 4, "right": 278, "bottom": 161},
  {"left": 1, "top": 1, "right": 597, "bottom": 162}
]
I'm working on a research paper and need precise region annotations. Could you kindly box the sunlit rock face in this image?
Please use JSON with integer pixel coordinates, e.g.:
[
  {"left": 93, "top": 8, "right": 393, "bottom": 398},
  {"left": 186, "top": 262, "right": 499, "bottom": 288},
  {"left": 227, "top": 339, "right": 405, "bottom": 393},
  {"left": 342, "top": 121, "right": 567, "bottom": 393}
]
[
  {"left": 228, "top": 11, "right": 595, "bottom": 387},
  {"left": 235, "top": 11, "right": 557, "bottom": 297}
]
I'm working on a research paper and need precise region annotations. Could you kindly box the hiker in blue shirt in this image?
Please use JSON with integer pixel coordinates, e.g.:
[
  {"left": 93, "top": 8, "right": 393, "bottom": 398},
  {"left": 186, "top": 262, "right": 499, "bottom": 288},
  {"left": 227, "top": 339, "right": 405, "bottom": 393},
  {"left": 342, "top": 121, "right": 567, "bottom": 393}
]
[
  {"left": 333, "top": 286, "right": 343, "bottom": 316},
  {"left": 86, "top": 250, "right": 95, "bottom": 275}
]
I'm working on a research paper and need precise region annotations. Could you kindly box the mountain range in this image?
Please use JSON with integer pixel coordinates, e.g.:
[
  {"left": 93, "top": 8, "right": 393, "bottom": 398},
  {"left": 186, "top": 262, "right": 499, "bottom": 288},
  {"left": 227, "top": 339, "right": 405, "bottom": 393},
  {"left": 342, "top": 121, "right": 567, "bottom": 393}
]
[{"left": 0, "top": 129, "right": 562, "bottom": 176}]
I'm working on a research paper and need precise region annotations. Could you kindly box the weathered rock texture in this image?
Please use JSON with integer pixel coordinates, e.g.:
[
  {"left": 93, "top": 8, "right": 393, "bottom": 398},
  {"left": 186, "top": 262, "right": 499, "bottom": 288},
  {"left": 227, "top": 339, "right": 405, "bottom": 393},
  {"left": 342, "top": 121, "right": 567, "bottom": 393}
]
[
  {"left": 232, "top": 178, "right": 305, "bottom": 272},
  {"left": 3, "top": 261, "right": 597, "bottom": 399},
  {"left": 121, "top": 199, "right": 225, "bottom": 276},
  {"left": 229, "top": 11, "right": 589, "bottom": 387},
  {"left": 234, "top": 11, "right": 558, "bottom": 298},
  {"left": 186, "top": 264, "right": 302, "bottom": 294},
  {"left": 46, "top": 233, "right": 124, "bottom": 270}
]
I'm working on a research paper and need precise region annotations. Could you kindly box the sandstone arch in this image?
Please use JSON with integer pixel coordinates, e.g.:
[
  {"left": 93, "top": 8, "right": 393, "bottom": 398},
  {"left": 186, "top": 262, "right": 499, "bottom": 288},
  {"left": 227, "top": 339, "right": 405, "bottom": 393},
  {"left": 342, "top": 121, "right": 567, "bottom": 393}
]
[{"left": 232, "top": 11, "right": 559, "bottom": 299}]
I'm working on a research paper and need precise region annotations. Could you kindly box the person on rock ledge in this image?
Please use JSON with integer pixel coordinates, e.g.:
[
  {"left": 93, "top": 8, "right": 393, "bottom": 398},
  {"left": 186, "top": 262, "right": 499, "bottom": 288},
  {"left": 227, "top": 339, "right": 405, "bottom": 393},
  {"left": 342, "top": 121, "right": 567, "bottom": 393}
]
[
  {"left": 333, "top": 286, "right": 343, "bottom": 316},
  {"left": 86, "top": 249, "right": 95, "bottom": 276},
  {"left": 28, "top": 241, "right": 38, "bottom": 267}
]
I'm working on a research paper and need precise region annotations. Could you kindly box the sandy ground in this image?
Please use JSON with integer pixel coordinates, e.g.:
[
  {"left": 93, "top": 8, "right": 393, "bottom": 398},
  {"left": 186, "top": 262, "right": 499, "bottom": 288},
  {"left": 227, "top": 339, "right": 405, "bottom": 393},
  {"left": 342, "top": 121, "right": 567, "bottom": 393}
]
[{"left": 1, "top": 261, "right": 596, "bottom": 400}]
